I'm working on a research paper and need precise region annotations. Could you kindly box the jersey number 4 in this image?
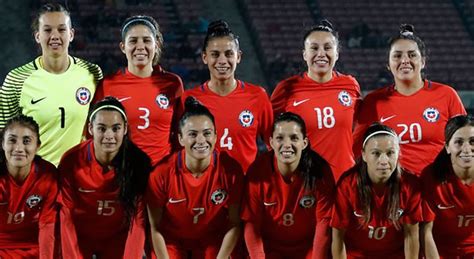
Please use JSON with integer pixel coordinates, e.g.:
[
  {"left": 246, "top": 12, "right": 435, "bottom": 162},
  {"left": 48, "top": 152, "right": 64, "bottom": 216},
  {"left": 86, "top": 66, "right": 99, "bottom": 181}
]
[{"left": 220, "top": 128, "right": 233, "bottom": 150}]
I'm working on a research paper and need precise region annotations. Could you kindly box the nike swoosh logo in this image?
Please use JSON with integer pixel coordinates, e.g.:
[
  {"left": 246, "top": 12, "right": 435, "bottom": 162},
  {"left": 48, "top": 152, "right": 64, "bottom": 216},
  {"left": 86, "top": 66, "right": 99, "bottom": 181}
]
[
  {"left": 263, "top": 202, "right": 277, "bottom": 206},
  {"left": 293, "top": 99, "right": 310, "bottom": 107},
  {"left": 78, "top": 187, "right": 96, "bottom": 193},
  {"left": 380, "top": 115, "right": 396, "bottom": 123},
  {"left": 353, "top": 211, "right": 364, "bottom": 217},
  {"left": 118, "top": 97, "right": 132, "bottom": 102},
  {"left": 168, "top": 198, "right": 186, "bottom": 204},
  {"left": 31, "top": 97, "right": 46, "bottom": 104},
  {"left": 437, "top": 204, "right": 455, "bottom": 210}
]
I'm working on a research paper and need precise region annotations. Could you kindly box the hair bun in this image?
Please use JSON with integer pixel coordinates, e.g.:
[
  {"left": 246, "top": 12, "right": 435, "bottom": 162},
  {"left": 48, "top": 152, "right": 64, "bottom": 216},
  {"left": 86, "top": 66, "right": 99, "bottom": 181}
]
[
  {"left": 207, "top": 20, "right": 231, "bottom": 35},
  {"left": 184, "top": 96, "right": 201, "bottom": 111},
  {"left": 399, "top": 24, "right": 415, "bottom": 36}
]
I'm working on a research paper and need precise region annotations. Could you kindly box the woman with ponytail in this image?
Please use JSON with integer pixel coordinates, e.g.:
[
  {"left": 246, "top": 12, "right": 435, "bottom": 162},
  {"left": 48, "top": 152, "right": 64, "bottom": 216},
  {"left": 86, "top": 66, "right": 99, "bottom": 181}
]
[
  {"left": 146, "top": 96, "right": 244, "bottom": 258},
  {"left": 331, "top": 123, "right": 421, "bottom": 259},
  {"left": 181, "top": 19, "right": 273, "bottom": 173},
  {"left": 241, "top": 112, "right": 334, "bottom": 258},
  {"left": 58, "top": 96, "right": 151, "bottom": 258},
  {"left": 353, "top": 24, "right": 466, "bottom": 176}
]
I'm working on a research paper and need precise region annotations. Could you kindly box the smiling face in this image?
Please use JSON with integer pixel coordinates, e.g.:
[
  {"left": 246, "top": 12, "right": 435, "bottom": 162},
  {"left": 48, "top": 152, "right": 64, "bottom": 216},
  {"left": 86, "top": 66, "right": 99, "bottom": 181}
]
[
  {"left": 35, "top": 11, "right": 74, "bottom": 58},
  {"left": 2, "top": 124, "right": 40, "bottom": 174},
  {"left": 88, "top": 110, "right": 127, "bottom": 164},
  {"left": 120, "top": 24, "right": 158, "bottom": 70},
  {"left": 179, "top": 115, "right": 217, "bottom": 165},
  {"left": 362, "top": 135, "right": 400, "bottom": 185},
  {"left": 202, "top": 36, "right": 241, "bottom": 82},
  {"left": 270, "top": 121, "right": 308, "bottom": 170},
  {"left": 446, "top": 125, "right": 474, "bottom": 173},
  {"left": 388, "top": 39, "right": 425, "bottom": 84},
  {"left": 303, "top": 31, "right": 339, "bottom": 82}
]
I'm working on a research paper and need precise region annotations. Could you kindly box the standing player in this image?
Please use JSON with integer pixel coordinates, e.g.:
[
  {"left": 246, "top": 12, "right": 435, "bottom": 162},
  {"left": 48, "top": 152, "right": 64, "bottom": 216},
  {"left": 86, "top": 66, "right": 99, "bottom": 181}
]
[
  {"left": 182, "top": 20, "right": 273, "bottom": 173},
  {"left": 0, "top": 115, "right": 57, "bottom": 259},
  {"left": 58, "top": 97, "right": 151, "bottom": 258},
  {"left": 331, "top": 123, "right": 421, "bottom": 258},
  {"left": 146, "top": 97, "right": 243, "bottom": 258},
  {"left": 95, "top": 15, "right": 183, "bottom": 165},
  {"left": 0, "top": 3, "right": 102, "bottom": 166},
  {"left": 422, "top": 115, "right": 474, "bottom": 258},
  {"left": 271, "top": 19, "right": 361, "bottom": 180},
  {"left": 353, "top": 24, "right": 466, "bottom": 175},
  {"left": 242, "top": 112, "right": 334, "bottom": 258}
]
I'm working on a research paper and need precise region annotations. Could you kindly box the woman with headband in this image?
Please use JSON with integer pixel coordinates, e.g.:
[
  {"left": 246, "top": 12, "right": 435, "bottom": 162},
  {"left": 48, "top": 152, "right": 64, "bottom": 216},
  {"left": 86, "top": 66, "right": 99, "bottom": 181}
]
[
  {"left": 242, "top": 112, "right": 334, "bottom": 258},
  {"left": 58, "top": 97, "right": 152, "bottom": 258},
  {"left": 422, "top": 115, "right": 474, "bottom": 258},
  {"left": 331, "top": 123, "right": 422, "bottom": 259},
  {"left": 0, "top": 3, "right": 102, "bottom": 166},
  {"left": 181, "top": 20, "right": 273, "bottom": 173},
  {"left": 353, "top": 24, "right": 466, "bottom": 176},
  {"left": 95, "top": 15, "right": 183, "bottom": 165},
  {"left": 271, "top": 19, "right": 361, "bottom": 181},
  {"left": 0, "top": 115, "right": 58, "bottom": 259}
]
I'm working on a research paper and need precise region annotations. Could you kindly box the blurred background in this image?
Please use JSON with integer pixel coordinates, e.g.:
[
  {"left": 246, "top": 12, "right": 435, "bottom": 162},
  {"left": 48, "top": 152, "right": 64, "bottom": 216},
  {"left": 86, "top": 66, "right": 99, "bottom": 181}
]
[{"left": 1, "top": 0, "right": 473, "bottom": 112}]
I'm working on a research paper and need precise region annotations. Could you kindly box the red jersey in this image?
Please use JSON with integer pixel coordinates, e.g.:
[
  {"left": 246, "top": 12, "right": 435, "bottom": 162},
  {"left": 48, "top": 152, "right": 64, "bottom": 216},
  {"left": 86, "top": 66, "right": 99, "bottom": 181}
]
[
  {"left": 58, "top": 140, "right": 145, "bottom": 259},
  {"left": 331, "top": 169, "right": 422, "bottom": 258},
  {"left": 353, "top": 80, "right": 466, "bottom": 175},
  {"left": 421, "top": 164, "right": 474, "bottom": 257},
  {"left": 0, "top": 158, "right": 57, "bottom": 258},
  {"left": 146, "top": 150, "right": 244, "bottom": 250},
  {"left": 241, "top": 151, "right": 334, "bottom": 257},
  {"left": 96, "top": 66, "right": 183, "bottom": 165},
  {"left": 182, "top": 80, "right": 273, "bottom": 172},
  {"left": 271, "top": 72, "right": 361, "bottom": 180}
]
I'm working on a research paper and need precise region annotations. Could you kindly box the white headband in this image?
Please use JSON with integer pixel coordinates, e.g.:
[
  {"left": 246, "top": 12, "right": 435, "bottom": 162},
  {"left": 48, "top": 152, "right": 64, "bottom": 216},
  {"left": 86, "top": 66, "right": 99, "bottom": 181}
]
[
  {"left": 89, "top": 105, "right": 127, "bottom": 123},
  {"left": 362, "top": 130, "right": 399, "bottom": 149}
]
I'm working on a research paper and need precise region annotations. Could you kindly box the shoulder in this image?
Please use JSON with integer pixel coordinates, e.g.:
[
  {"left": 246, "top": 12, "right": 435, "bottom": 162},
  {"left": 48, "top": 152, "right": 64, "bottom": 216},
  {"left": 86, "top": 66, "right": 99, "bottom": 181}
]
[
  {"left": 3, "top": 60, "right": 38, "bottom": 86},
  {"left": 152, "top": 152, "right": 178, "bottom": 176},
  {"left": 72, "top": 56, "right": 103, "bottom": 81},
  {"left": 241, "top": 81, "right": 268, "bottom": 95},
  {"left": 400, "top": 170, "right": 422, "bottom": 192},
  {"left": 336, "top": 167, "right": 358, "bottom": 189},
  {"left": 426, "top": 80, "right": 461, "bottom": 97},
  {"left": 183, "top": 84, "right": 205, "bottom": 97},
  {"left": 35, "top": 157, "right": 58, "bottom": 179},
  {"left": 334, "top": 72, "right": 361, "bottom": 90},
  {"left": 58, "top": 140, "right": 90, "bottom": 168},
  {"left": 157, "top": 67, "right": 184, "bottom": 85},
  {"left": 273, "top": 74, "right": 304, "bottom": 92}
]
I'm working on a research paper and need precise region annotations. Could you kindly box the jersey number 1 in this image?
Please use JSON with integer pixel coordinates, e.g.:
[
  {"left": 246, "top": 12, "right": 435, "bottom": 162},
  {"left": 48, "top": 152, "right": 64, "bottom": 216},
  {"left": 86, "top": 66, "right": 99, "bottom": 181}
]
[{"left": 59, "top": 107, "right": 65, "bottom": 128}]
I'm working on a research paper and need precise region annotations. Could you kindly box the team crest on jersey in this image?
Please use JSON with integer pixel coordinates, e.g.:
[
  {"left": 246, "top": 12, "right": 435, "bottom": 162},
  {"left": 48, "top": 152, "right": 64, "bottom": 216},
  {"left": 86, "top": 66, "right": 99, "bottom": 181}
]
[
  {"left": 299, "top": 195, "right": 316, "bottom": 208},
  {"left": 75, "top": 87, "right": 91, "bottom": 105},
  {"left": 210, "top": 189, "right": 227, "bottom": 205},
  {"left": 338, "top": 91, "right": 352, "bottom": 107},
  {"left": 26, "top": 195, "right": 42, "bottom": 208},
  {"left": 239, "top": 110, "right": 254, "bottom": 127},
  {"left": 423, "top": 107, "right": 440, "bottom": 123},
  {"left": 155, "top": 94, "right": 169, "bottom": 109}
]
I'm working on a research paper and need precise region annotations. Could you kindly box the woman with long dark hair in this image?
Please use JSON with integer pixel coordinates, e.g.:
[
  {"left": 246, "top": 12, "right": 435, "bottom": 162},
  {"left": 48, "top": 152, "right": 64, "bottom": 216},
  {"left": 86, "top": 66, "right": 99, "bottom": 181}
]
[
  {"left": 422, "top": 115, "right": 474, "bottom": 258},
  {"left": 332, "top": 123, "right": 421, "bottom": 258},
  {"left": 58, "top": 97, "right": 151, "bottom": 258},
  {"left": 0, "top": 115, "right": 58, "bottom": 258},
  {"left": 147, "top": 96, "right": 244, "bottom": 258},
  {"left": 242, "top": 112, "right": 334, "bottom": 258}
]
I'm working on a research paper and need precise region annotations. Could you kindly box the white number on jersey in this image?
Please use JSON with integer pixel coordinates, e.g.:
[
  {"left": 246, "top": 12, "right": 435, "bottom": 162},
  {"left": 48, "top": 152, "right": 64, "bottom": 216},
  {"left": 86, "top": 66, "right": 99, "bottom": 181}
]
[
  {"left": 458, "top": 215, "right": 474, "bottom": 228},
  {"left": 282, "top": 213, "right": 295, "bottom": 226},
  {"left": 220, "top": 128, "right": 233, "bottom": 150},
  {"left": 314, "top": 107, "right": 335, "bottom": 129},
  {"left": 368, "top": 225, "right": 387, "bottom": 240},
  {"left": 97, "top": 200, "right": 116, "bottom": 216},
  {"left": 397, "top": 123, "right": 422, "bottom": 144},
  {"left": 138, "top": 107, "right": 150, "bottom": 130},
  {"left": 7, "top": 211, "right": 25, "bottom": 224},
  {"left": 192, "top": 207, "right": 205, "bottom": 224}
]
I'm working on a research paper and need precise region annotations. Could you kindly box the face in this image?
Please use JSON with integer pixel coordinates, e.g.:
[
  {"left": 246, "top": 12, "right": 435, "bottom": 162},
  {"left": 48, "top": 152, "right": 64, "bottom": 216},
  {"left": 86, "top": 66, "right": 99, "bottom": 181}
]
[
  {"left": 35, "top": 12, "right": 74, "bottom": 58},
  {"left": 303, "top": 31, "right": 339, "bottom": 78},
  {"left": 179, "top": 115, "right": 216, "bottom": 163},
  {"left": 2, "top": 124, "right": 40, "bottom": 171},
  {"left": 202, "top": 37, "right": 241, "bottom": 81},
  {"left": 120, "top": 24, "right": 158, "bottom": 69},
  {"left": 362, "top": 135, "right": 399, "bottom": 184},
  {"left": 388, "top": 39, "right": 425, "bottom": 83},
  {"left": 446, "top": 126, "right": 474, "bottom": 172},
  {"left": 270, "top": 121, "right": 308, "bottom": 169},
  {"left": 88, "top": 110, "right": 127, "bottom": 160}
]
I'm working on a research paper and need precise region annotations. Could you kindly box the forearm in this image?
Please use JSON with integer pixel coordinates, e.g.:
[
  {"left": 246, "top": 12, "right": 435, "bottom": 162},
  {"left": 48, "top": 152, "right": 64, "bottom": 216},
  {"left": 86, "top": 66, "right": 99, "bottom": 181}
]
[
  {"left": 331, "top": 228, "right": 346, "bottom": 259},
  {"left": 404, "top": 224, "right": 420, "bottom": 259},
  {"left": 217, "top": 224, "right": 241, "bottom": 259},
  {"left": 150, "top": 230, "right": 169, "bottom": 259},
  {"left": 421, "top": 222, "right": 439, "bottom": 259},
  {"left": 244, "top": 222, "right": 265, "bottom": 258},
  {"left": 39, "top": 222, "right": 55, "bottom": 259},
  {"left": 312, "top": 219, "right": 331, "bottom": 259}
]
